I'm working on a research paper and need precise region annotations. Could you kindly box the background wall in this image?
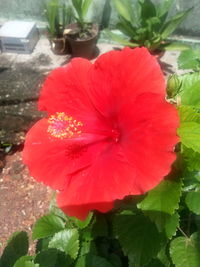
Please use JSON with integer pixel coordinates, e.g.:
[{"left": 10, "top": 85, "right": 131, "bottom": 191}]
[{"left": 0, "top": 0, "right": 199, "bottom": 37}]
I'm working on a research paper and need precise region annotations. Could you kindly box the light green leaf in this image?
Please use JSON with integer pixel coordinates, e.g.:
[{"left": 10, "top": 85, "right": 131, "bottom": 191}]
[
  {"left": 178, "top": 122, "right": 200, "bottom": 152},
  {"left": 179, "top": 106, "right": 200, "bottom": 124},
  {"left": 185, "top": 191, "right": 200, "bottom": 214},
  {"left": 181, "top": 80, "right": 200, "bottom": 106},
  {"left": 170, "top": 233, "right": 200, "bottom": 267},
  {"left": 178, "top": 49, "right": 200, "bottom": 70},
  {"left": 114, "top": 214, "right": 161, "bottom": 266},
  {"left": 75, "top": 254, "right": 114, "bottom": 267},
  {"left": 161, "top": 8, "right": 192, "bottom": 39},
  {"left": 32, "top": 213, "right": 65, "bottom": 240},
  {"left": 48, "top": 229, "right": 79, "bottom": 260},
  {"left": 82, "top": 0, "right": 92, "bottom": 18},
  {"left": 14, "top": 256, "right": 38, "bottom": 267},
  {"left": 104, "top": 30, "right": 138, "bottom": 47},
  {"left": 0, "top": 231, "right": 29, "bottom": 267},
  {"left": 162, "top": 42, "right": 190, "bottom": 51},
  {"left": 112, "top": 0, "right": 133, "bottom": 23},
  {"left": 137, "top": 179, "right": 182, "bottom": 215},
  {"left": 156, "top": 0, "right": 174, "bottom": 18}
]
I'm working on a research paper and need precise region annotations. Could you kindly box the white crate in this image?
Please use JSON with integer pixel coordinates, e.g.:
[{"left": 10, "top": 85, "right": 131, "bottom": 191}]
[{"left": 0, "top": 21, "right": 39, "bottom": 54}]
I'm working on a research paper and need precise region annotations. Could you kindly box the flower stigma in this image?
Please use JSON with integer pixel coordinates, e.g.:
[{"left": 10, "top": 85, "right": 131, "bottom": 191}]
[{"left": 47, "top": 112, "right": 83, "bottom": 139}]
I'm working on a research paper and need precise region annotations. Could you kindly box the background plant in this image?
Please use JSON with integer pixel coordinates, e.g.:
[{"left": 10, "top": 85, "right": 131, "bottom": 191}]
[
  {"left": 45, "top": 0, "right": 74, "bottom": 39},
  {"left": 70, "top": 0, "right": 94, "bottom": 38},
  {"left": 106, "top": 0, "right": 192, "bottom": 52}
]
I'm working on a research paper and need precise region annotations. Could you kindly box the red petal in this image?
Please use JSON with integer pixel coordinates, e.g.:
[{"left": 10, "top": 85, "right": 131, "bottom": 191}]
[
  {"left": 57, "top": 144, "right": 141, "bottom": 219},
  {"left": 38, "top": 58, "right": 95, "bottom": 121},
  {"left": 87, "top": 47, "right": 165, "bottom": 117},
  {"left": 119, "top": 92, "right": 179, "bottom": 192},
  {"left": 23, "top": 118, "right": 109, "bottom": 190}
]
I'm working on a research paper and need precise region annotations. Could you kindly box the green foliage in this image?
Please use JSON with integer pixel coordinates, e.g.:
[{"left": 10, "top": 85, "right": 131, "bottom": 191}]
[
  {"left": 108, "top": 0, "right": 192, "bottom": 51},
  {"left": 178, "top": 49, "right": 200, "bottom": 70},
  {"left": 45, "top": 0, "right": 74, "bottom": 38},
  {"left": 114, "top": 213, "right": 162, "bottom": 266},
  {"left": 32, "top": 213, "right": 65, "bottom": 240},
  {"left": 170, "top": 233, "right": 200, "bottom": 267},
  {"left": 0, "top": 231, "right": 29, "bottom": 267},
  {"left": 48, "top": 229, "right": 79, "bottom": 259},
  {"left": 71, "top": 0, "right": 93, "bottom": 32}
]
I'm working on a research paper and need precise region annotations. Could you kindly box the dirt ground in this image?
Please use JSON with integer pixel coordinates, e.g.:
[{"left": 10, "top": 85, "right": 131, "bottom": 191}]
[{"left": 0, "top": 150, "right": 53, "bottom": 255}]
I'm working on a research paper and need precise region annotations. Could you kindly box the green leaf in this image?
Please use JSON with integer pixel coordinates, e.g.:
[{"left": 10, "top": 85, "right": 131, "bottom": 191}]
[
  {"left": 162, "top": 42, "right": 190, "bottom": 51},
  {"left": 156, "top": 0, "right": 174, "bottom": 18},
  {"left": 14, "top": 256, "right": 38, "bottom": 267},
  {"left": 178, "top": 49, "right": 200, "bottom": 70},
  {"left": 161, "top": 8, "right": 192, "bottom": 39},
  {"left": 114, "top": 214, "right": 162, "bottom": 266},
  {"left": 182, "top": 146, "right": 200, "bottom": 171},
  {"left": 82, "top": 0, "right": 92, "bottom": 18},
  {"left": 104, "top": 30, "right": 138, "bottom": 47},
  {"left": 179, "top": 106, "right": 200, "bottom": 124},
  {"left": 112, "top": 0, "right": 133, "bottom": 23},
  {"left": 178, "top": 122, "right": 200, "bottom": 152},
  {"left": 185, "top": 191, "right": 200, "bottom": 214},
  {"left": 32, "top": 213, "right": 65, "bottom": 240},
  {"left": 72, "top": 0, "right": 83, "bottom": 19},
  {"left": 48, "top": 229, "right": 79, "bottom": 260},
  {"left": 34, "top": 248, "right": 70, "bottom": 267},
  {"left": 140, "top": 0, "right": 156, "bottom": 21},
  {"left": 75, "top": 254, "right": 114, "bottom": 267},
  {"left": 170, "top": 233, "right": 200, "bottom": 267},
  {"left": 69, "top": 212, "right": 93, "bottom": 229},
  {"left": 165, "top": 212, "right": 180, "bottom": 239},
  {"left": 181, "top": 80, "right": 200, "bottom": 107},
  {"left": 0, "top": 231, "right": 29, "bottom": 267},
  {"left": 137, "top": 179, "right": 182, "bottom": 215}
]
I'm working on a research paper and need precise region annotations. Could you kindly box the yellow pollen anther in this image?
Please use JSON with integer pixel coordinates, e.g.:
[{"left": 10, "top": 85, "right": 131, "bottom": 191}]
[{"left": 47, "top": 112, "right": 83, "bottom": 139}]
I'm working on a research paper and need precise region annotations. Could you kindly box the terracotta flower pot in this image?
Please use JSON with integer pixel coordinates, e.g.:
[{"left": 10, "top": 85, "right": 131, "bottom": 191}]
[
  {"left": 50, "top": 37, "right": 70, "bottom": 55},
  {"left": 65, "top": 23, "right": 99, "bottom": 59}
]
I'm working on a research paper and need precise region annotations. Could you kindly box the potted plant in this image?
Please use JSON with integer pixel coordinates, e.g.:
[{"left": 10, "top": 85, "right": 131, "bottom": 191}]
[
  {"left": 106, "top": 0, "right": 192, "bottom": 55},
  {"left": 64, "top": 0, "right": 99, "bottom": 59},
  {"left": 45, "top": 0, "right": 74, "bottom": 55}
]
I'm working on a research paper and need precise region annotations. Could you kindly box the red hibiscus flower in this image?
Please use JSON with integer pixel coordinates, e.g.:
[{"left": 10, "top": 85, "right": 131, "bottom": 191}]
[{"left": 23, "top": 47, "right": 179, "bottom": 220}]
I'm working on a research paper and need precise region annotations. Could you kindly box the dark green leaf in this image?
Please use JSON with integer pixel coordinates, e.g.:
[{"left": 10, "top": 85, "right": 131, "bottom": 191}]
[
  {"left": 185, "top": 191, "right": 200, "bottom": 214},
  {"left": 35, "top": 249, "right": 70, "bottom": 267},
  {"left": 75, "top": 253, "right": 114, "bottom": 267},
  {"left": 140, "top": 0, "right": 156, "bottom": 21},
  {"left": 170, "top": 233, "right": 200, "bottom": 267},
  {"left": 32, "top": 213, "right": 65, "bottom": 240},
  {"left": 34, "top": 249, "right": 58, "bottom": 267},
  {"left": 0, "top": 231, "right": 29, "bottom": 267},
  {"left": 48, "top": 229, "right": 79, "bottom": 260},
  {"left": 114, "top": 214, "right": 162, "bottom": 266}
]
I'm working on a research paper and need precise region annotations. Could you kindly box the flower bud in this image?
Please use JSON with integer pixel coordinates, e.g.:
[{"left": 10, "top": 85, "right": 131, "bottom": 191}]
[{"left": 167, "top": 74, "right": 181, "bottom": 98}]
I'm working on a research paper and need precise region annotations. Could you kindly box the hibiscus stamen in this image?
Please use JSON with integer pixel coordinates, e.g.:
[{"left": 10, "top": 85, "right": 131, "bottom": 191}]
[{"left": 47, "top": 112, "right": 83, "bottom": 139}]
